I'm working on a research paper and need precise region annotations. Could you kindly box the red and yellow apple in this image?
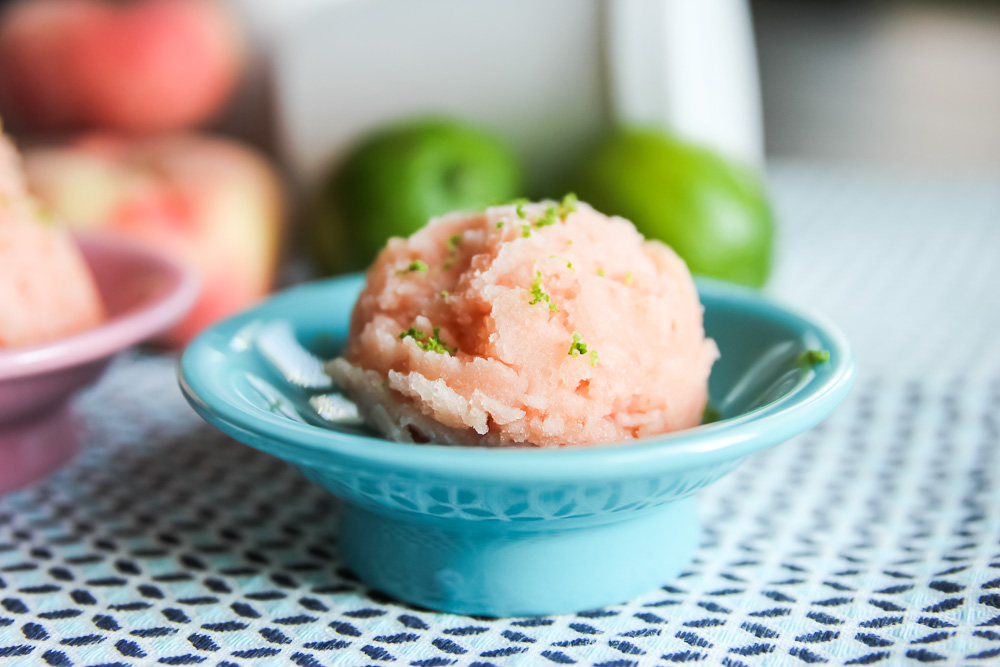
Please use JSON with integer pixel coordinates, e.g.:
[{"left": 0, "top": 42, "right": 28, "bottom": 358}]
[
  {"left": 23, "top": 133, "right": 284, "bottom": 345},
  {"left": 0, "top": 0, "right": 244, "bottom": 133}
]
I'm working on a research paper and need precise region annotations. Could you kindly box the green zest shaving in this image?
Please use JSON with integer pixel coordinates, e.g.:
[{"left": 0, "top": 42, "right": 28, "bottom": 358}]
[
  {"left": 444, "top": 234, "right": 462, "bottom": 269},
  {"left": 507, "top": 197, "right": 577, "bottom": 236},
  {"left": 439, "top": 291, "right": 450, "bottom": 299},
  {"left": 534, "top": 206, "right": 558, "bottom": 228},
  {"left": 550, "top": 255, "right": 574, "bottom": 271},
  {"left": 558, "top": 192, "right": 578, "bottom": 220},
  {"left": 529, "top": 271, "right": 557, "bottom": 312},
  {"left": 496, "top": 220, "right": 505, "bottom": 228},
  {"left": 568, "top": 332, "right": 599, "bottom": 366},
  {"left": 596, "top": 268, "right": 605, "bottom": 277},
  {"left": 799, "top": 349, "right": 831, "bottom": 366},
  {"left": 625, "top": 272, "right": 634, "bottom": 285},
  {"left": 399, "top": 326, "right": 455, "bottom": 354},
  {"left": 508, "top": 196, "right": 578, "bottom": 233},
  {"left": 396, "top": 259, "right": 428, "bottom": 275}
]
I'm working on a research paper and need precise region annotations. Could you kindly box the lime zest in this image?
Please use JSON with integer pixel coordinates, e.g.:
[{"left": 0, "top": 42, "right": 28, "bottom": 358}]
[
  {"left": 558, "top": 192, "right": 578, "bottom": 220},
  {"left": 439, "top": 291, "right": 450, "bottom": 299},
  {"left": 568, "top": 332, "right": 597, "bottom": 365},
  {"left": 396, "top": 259, "right": 429, "bottom": 275},
  {"left": 534, "top": 206, "right": 558, "bottom": 229},
  {"left": 799, "top": 349, "right": 831, "bottom": 366},
  {"left": 529, "top": 270, "right": 558, "bottom": 312},
  {"left": 399, "top": 326, "right": 455, "bottom": 354},
  {"left": 550, "top": 255, "right": 574, "bottom": 271},
  {"left": 496, "top": 220, "right": 505, "bottom": 228},
  {"left": 596, "top": 268, "right": 605, "bottom": 277},
  {"left": 625, "top": 272, "right": 634, "bottom": 285},
  {"left": 444, "top": 233, "right": 463, "bottom": 269},
  {"left": 521, "top": 224, "right": 532, "bottom": 238}
]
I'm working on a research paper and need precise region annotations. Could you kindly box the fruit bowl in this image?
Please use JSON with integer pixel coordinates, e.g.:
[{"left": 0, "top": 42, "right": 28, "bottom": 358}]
[
  {"left": 179, "top": 274, "right": 853, "bottom": 617},
  {"left": 0, "top": 234, "right": 199, "bottom": 494}
]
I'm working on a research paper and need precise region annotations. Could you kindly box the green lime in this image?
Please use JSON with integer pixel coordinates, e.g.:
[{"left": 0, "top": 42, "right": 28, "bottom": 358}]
[
  {"left": 567, "top": 127, "right": 774, "bottom": 287},
  {"left": 310, "top": 117, "right": 523, "bottom": 274}
]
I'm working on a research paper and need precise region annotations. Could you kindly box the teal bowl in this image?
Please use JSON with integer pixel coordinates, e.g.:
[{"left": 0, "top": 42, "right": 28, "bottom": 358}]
[{"left": 179, "top": 275, "right": 853, "bottom": 617}]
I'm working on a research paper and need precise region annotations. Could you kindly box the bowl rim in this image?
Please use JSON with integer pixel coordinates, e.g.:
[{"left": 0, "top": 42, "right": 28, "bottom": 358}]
[
  {"left": 0, "top": 233, "right": 200, "bottom": 381},
  {"left": 180, "top": 275, "right": 855, "bottom": 482}
]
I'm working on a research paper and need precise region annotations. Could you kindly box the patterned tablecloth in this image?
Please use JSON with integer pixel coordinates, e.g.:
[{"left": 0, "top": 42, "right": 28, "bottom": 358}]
[{"left": 2, "top": 164, "right": 1000, "bottom": 666}]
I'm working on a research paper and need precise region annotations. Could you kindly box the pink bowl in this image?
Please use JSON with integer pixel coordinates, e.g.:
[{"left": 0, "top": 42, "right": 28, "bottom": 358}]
[{"left": 0, "top": 234, "right": 199, "bottom": 494}]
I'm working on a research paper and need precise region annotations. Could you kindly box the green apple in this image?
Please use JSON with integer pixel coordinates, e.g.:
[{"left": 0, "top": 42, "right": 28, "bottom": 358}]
[
  {"left": 567, "top": 127, "right": 774, "bottom": 287},
  {"left": 310, "top": 117, "right": 523, "bottom": 274}
]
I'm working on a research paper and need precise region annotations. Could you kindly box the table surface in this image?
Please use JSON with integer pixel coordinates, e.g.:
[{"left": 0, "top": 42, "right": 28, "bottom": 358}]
[{"left": 2, "top": 163, "right": 1000, "bottom": 666}]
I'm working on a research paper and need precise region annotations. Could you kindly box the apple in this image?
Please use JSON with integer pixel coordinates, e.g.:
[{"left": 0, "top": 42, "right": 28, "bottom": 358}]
[
  {"left": 309, "top": 117, "right": 524, "bottom": 275},
  {"left": 567, "top": 127, "right": 774, "bottom": 288},
  {"left": 0, "top": 0, "right": 244, "bottom": 133},
  {"left": 0, "top": 0, "right": 97, "bottom": 131},
  {"left": 23, "top": 133, "right": 283, "bottom": 345}
]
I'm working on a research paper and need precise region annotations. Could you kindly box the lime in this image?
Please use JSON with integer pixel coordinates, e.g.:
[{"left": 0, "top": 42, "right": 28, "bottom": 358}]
[
  {"left": 567, "top": 127, "right": 774, "bottom": 287},
  {"left": 310, "top": 117, "right": 523, "bottom": 274}
]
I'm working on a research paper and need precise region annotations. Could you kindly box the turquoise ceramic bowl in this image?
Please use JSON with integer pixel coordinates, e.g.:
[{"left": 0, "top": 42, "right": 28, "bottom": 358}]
[{"left": 179, "top": 274, "right": 853, "bottom": 617}]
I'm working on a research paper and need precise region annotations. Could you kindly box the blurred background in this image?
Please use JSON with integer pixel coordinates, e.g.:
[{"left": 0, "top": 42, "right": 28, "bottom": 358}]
[
  {"left": 230, "top": 0, "right": 1000, "bottom": 172},
  {"left": 1, "top": 0, "right": 998, "bottom": 351},
  {"left": 754, "top": 0, "right": 1000, "bottom": 172}
]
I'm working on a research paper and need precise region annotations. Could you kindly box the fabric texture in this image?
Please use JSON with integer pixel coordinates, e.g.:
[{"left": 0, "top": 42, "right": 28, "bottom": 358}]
[{"left": 1, "top": 163, "right": 999, "bottom": 666}]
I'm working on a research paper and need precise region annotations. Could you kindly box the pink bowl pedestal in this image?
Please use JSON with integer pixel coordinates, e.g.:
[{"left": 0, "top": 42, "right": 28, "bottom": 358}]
[
  {"left": 0, "top": 234, "right": 199, "bottom": 495},
  {"left": 0, "top": 402, "right": 83, "bottom": 495}
]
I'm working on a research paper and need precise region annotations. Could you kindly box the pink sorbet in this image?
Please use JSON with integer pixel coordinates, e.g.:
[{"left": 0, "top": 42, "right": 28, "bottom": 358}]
[
  {"left": 328, "top": 199, "right": 718, "bottom": 448},
  {"left": 0, "top": 126, "right": 103, "bottom": 348}
]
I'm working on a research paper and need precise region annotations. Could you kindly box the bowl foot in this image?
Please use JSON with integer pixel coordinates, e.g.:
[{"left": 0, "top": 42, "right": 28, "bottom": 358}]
[
  {"left": 339, "top": 496, "right": 700, "bottom": 616},
  {"left": 0, "top": 404, "right": 80, "bottom": 495}
]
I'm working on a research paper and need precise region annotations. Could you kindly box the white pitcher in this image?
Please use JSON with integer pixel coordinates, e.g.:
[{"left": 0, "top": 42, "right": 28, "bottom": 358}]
[{"left": 244, "top": 0, "right": 763, "bottom": 189}]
